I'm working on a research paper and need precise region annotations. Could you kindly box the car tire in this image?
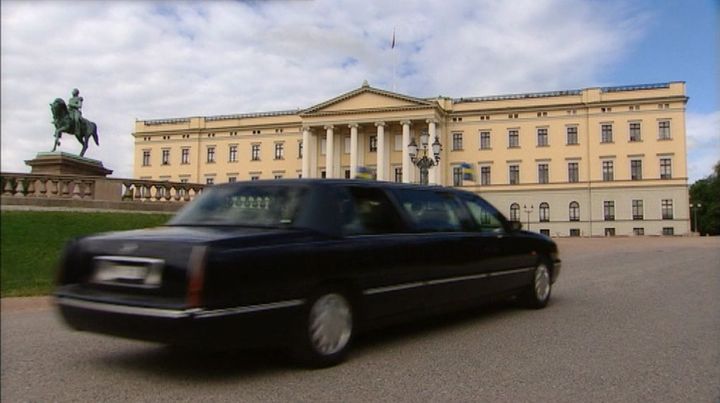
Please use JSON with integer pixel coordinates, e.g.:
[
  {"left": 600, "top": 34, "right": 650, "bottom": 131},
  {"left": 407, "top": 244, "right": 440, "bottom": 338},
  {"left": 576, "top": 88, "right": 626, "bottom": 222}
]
[
  {"left": 292, "top": 290, "right": 354, "bottom": 368},
  {"left": 521, "top": 259, "right": 552, "bottom": 309}
]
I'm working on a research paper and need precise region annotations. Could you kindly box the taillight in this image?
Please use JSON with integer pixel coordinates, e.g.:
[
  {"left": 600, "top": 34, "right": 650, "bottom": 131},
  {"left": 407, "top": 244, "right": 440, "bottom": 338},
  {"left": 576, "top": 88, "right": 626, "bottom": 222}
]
[{"left": 186, "top": 246, "right": 207, "bottom": 308}]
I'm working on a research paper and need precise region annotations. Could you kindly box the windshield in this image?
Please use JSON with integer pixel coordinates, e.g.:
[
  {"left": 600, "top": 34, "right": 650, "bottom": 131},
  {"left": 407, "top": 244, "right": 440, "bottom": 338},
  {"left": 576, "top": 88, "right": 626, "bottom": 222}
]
[{"left": 168, "top": 184, "right": 308, "bottom": 227}]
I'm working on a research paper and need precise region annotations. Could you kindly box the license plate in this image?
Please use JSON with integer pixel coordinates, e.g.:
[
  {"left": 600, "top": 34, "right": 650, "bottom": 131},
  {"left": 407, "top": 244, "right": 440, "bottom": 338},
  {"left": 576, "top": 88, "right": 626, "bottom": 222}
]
[{"left": 92, "top": 256, "right": 163, "bottom": 287}]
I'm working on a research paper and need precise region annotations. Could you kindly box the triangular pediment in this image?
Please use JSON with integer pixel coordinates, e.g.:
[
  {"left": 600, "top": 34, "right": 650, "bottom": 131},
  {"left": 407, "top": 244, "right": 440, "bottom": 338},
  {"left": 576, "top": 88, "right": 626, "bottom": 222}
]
[{"left": 302, "top": 84, "right": 435, "bottom": 116}]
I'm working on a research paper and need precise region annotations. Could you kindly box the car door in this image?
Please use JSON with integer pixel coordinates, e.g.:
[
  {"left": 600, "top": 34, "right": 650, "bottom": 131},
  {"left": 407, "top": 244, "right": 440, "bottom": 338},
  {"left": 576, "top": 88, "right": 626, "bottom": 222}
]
[
  {"left": 389, "top": 188, "right": 490, "bottom": 308},
  {"left": 331, "top": 185, "right": 432, "bottom": 321},
  {"left": 458, "top": 194, "right": 536, "bottom": 294}
]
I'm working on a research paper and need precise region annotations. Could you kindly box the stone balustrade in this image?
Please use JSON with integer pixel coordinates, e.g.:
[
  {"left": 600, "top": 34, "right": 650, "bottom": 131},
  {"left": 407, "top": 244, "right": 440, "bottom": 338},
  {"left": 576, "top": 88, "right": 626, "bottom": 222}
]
[
  {"left": 0, "top": 172, "right": 205, "bottom": 204},
  {"left": 120, "top": 179, "right": 205, "bottom": 202}
]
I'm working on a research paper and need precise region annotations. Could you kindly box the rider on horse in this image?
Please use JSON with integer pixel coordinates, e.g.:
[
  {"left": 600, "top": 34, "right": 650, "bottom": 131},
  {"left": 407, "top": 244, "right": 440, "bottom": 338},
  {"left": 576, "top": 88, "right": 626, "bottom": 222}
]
[{"left": 68, "top": 88, "right": 83, "bottom": 136}]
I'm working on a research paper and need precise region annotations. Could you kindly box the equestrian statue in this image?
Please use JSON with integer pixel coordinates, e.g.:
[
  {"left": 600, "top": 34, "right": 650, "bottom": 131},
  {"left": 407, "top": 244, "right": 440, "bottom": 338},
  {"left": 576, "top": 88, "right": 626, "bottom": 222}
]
[{"left": 50, "top": 88, "right": 99, "bottom": 157}]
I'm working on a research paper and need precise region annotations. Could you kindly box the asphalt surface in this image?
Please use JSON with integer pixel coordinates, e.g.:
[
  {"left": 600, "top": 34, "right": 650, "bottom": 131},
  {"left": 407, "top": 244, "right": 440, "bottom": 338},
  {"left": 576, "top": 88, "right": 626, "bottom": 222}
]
[{"left": 2, "top": 237, "right": 719, "bottom": 402}]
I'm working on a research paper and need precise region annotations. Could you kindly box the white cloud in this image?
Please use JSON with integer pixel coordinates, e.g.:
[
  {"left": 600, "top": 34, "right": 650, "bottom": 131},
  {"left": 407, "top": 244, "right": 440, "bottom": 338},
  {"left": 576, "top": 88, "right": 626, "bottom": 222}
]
[
  {"left": 0, "top": 0, "right": 668, "bottom": 179},
  {"left": 686, "top": 111, "right": 720, "bottom": 182}
]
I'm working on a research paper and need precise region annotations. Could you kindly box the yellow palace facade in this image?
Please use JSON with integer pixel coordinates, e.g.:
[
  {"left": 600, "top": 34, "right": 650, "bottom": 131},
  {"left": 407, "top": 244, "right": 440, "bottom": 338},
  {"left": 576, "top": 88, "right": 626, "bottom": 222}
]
[{"left": 133, "top": 81, "right": 690, "bottom": 237}]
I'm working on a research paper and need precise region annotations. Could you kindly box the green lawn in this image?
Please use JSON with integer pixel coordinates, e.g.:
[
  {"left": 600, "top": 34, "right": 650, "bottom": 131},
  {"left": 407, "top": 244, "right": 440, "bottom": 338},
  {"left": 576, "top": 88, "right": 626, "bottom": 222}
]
[{"left": 1, "top": 211, "right": 172, "bottom": 297}]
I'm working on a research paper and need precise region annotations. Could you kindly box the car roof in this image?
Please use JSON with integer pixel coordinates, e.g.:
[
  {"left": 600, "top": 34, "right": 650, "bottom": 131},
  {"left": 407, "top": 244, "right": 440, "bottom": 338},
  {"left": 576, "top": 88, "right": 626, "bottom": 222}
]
[{"left": 211, "top": 178, "right": 477, "bottom": 197}]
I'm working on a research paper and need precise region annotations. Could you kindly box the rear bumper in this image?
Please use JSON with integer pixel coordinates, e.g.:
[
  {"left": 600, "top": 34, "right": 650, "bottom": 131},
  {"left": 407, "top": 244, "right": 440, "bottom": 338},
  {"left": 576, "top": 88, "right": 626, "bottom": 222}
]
[{"left": 55, "top": 296, "right": 305, "bottom": 347}]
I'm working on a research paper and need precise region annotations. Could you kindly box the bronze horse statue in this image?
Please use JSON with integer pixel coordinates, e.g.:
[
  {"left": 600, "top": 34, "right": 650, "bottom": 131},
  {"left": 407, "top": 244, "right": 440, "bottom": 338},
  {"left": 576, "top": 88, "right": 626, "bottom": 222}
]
[{"left": 50, "top": 98, "right": 99, "bottom": 157}]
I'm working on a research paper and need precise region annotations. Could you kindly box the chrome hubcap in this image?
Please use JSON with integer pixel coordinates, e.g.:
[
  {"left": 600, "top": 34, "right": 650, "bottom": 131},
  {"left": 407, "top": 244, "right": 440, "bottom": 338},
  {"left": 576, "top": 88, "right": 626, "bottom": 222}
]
[
  {"left": 309, "top": 293, "right": 352, "bottom": 356},
  {"left": 534, "top": 264, "right": 551, "bottom": 301}
]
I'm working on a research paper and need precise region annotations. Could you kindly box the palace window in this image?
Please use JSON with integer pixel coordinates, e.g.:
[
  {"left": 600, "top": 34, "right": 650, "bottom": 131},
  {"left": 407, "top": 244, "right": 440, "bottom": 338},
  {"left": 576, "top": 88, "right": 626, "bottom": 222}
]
[
  {"left": 480, "top": 131, "right": 491, "bottom": 149},
  {"left": 394, "top": 135, "right": 403, "bottom": 151},
  {"left": 662, "top": 227, "right": 674, "bottom": 236},
  {"left": 658, "top": 121, "right": 671, "bottom": 140},
  {"left": 602, "top": 160, "right": 614, "bottom": 181},
  {"left": 251, "top": 144, "right": 261, "bottom": 161},
  {"left": 228, "top": 145, "right": 238, "bottom": 162},
  {"left": 206, "top": 177, "right": 214, "bottom": 185},
  {"left": 632, "top": 199, "right": 644, "bottom": 220},
  {"left": 510, "top": 203, "right": 521, "bottom": 221},
  {"left": 228, "top": 177, "right": 237, "bottom": 183},
  {"left": 569, "top": 201, "right": 580, "bottom": 222},
  {"left": 631, "top": 159, "right": 642, "bottom": 180},
  {"left": 662, "top": 199, "right": 673, "bottom": 219},
  {"left": 568, "top": 162, "right": 579, "bottom": 183},
  {"left": 274, "top": 174, "right": 283, "bottom": 180},
  {"left": 508, "top": 130, "right": 519, "bottom": 148},
  {"left": 394, "top": 167, "right": 402, "bottom": 183},
  {"left": 142, "top": 150, "right": 151, "bottom": 166},
  {"left": 453, "top": 166, "right": 463, "bottom": 186},
  {"left": 206, "top": 147, "right": 215, "bottom": 163},
  {"left": 629, "top": 122, "right": 642, "bottom": 142},
  {"left": 181, "top": 148, "right": 190, "bottom": 164},
  {"left": 601, "top": 124, "right": 613, "bottom": 143},
  {"left": 161, "top": 149, "right": 170, "bottom": 165},
  {"left": 452, "top": 133, "right": 463, "bottom": 151},
  {"left": 633, "top": 228, "right": 645, "bottom": 236},
  {"left": 369, "top": 136, "right": 377, "bottom": 152},
  {"left": 538, "top": 164, "right": 549, "bottom": 184},
  {"left": 603, "top": 201, "right": 615, "bottom": 221},
  {"left": 298, "top": 140, "right": 303, "bottom": 159},
  {"left": 345, "top": 169, "right": 352, "bottom": 179},
  {"left": 570, "top": 229, "right": 580, "bottom": 237},
  {"left": 660, "top": 158, "right": 672, "bottom": 179},
  {"left": 480, "top": 166, "right": 491, "bottom": 185},
  {"left": 274, "top": 143, "right": 284, "bottom": 160},
  {"left": 566, "top": 126, "right": 578, "bottom": 145},
  {"left": 509, "top": 165, "right": 520, "bottom": 185},
  {"left": 537, "top": 128, "right": 548, "bottom": 146},
  {"left": 539, "top": 202, "right": 550, "bottom": 222}
]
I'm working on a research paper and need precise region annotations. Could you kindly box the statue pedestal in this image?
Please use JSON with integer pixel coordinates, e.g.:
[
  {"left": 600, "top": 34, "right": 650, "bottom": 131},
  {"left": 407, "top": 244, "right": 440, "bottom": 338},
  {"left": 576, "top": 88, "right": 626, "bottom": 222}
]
[{"left": 25, "top": 152, "right": 113, "bottom": 177}]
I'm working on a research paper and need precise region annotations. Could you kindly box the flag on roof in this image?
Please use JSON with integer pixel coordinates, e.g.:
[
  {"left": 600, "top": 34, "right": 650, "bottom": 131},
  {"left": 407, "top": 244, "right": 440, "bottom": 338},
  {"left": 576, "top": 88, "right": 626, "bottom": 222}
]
[
  {"left": 460, "top": 162, "right": 475, "bottom": 181},
  {"left": 356, "top": 166, "right": 374, "bottom": 180}
]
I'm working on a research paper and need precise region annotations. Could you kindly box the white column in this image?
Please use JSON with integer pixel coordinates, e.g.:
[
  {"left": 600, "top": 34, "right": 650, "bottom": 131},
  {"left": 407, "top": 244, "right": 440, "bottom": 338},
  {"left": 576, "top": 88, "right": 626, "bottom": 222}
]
[
  {"left": 349, "top": 123, "right": 358, "bottom": 179},
  {"left": 375, "top": 121, "right": 386, "bottom": 181},
  {"left": 302, "top": 126, "right": 311, "bottom": 178},
  {"left": 325, "top": 125, "right": 334, "bottom": 178},
  {"left": 427, "top": 119, "right": 438, "bottom": 185},
  {"left": 401, "top": 120, "right": 412, "bottom": 183}
]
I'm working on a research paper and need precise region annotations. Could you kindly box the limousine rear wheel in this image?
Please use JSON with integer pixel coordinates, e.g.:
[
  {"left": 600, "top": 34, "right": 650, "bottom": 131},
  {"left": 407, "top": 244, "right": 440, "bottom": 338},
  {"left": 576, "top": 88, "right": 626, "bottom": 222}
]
[
  {"left": 522, "top": 260, "right": 552, "bottom": 309},
  {"left": 293, "top": 290, "right": 354, "bottom": 368}
]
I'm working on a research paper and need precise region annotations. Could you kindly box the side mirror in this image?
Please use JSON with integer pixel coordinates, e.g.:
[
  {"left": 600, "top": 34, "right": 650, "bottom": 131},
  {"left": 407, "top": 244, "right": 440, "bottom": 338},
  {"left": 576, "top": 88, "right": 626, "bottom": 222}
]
[{"left": 509, "top": 221, "right": 523, "bottom": 231}]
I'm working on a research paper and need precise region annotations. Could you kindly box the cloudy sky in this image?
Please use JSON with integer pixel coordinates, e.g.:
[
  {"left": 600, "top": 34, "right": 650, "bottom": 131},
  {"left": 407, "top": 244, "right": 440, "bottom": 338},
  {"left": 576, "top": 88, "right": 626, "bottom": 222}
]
[{"left": 1, "top": 0, "right": 718, "bottom": 182}]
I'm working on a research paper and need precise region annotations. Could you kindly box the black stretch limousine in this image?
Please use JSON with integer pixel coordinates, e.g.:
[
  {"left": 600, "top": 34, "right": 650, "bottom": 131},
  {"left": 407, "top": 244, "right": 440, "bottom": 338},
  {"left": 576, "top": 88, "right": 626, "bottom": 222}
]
[{"left": 55, "top": 179, "right": 561, "bottom": 367}]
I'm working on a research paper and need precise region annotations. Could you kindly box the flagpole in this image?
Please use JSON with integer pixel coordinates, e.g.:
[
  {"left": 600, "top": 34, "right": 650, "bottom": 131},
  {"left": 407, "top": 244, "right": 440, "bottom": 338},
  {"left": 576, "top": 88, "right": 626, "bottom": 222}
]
[
  {"left": 392, "top": 28, "right": 396, "bottom": 92},
  {"left": 393, "top": 49, "right": 396, "bottom": 92}
]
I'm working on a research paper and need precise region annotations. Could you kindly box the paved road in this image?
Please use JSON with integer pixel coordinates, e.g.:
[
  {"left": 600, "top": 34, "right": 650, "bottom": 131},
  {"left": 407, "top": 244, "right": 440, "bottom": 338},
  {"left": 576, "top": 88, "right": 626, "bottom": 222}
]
[{"left": 2, "top": 237, "right": 719, "bottom": 402}]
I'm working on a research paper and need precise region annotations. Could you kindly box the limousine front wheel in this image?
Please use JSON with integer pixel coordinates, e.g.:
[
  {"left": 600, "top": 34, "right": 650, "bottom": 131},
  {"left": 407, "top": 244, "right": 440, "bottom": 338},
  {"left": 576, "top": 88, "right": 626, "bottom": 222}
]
[
  {"left": 293, "top": 291, "right": 354, "bottom": 368},
  {"left": 522, "top": 260, "right": 552, "bottom": 309}
]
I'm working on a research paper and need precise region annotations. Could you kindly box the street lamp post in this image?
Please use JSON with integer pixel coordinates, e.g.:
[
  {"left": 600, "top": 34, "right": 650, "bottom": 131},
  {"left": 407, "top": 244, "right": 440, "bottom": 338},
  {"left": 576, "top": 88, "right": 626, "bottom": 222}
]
[
  {"left": 523, "top": 204, "right": 534, "bottom": 231},
  {"left": 690, "top": 203, "right": 702, "bottom": 234},
  {"left": 408, "top": 129, "right": 442, "bottom": 185}
]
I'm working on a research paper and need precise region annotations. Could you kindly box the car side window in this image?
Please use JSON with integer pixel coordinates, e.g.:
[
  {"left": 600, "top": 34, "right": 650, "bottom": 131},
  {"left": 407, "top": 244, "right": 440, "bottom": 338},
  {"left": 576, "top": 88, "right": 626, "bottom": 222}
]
[
  {"left": 340, "top": 187, "right": 405, "bottom": 236},
  {"left": 393, "top": 189, "right": 463, "bottom": 232},
  {"left": 463, "top": 197, "right": 505, "bottom": 233}
]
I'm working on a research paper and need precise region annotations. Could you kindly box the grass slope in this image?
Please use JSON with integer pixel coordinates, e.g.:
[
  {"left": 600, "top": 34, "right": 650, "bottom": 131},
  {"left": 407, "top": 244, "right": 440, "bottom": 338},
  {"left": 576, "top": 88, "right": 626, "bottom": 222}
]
[{"left": 1, "top": 211, "right": 171, "bottom": 297}]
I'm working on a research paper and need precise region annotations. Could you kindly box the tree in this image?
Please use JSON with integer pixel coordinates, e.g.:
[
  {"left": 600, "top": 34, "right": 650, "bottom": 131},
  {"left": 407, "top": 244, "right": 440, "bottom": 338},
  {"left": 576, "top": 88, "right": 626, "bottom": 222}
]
[{"left": 689, "top": 161, "right": 720, "bottom": 235}]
